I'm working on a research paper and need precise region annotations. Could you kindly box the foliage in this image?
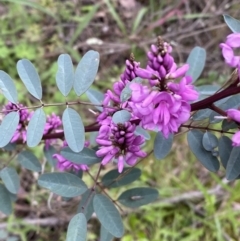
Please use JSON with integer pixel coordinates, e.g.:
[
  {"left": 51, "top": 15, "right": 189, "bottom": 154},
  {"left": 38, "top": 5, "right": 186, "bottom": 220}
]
[{"left": 1, "top": 1, "right": 240, "bottom": 240}]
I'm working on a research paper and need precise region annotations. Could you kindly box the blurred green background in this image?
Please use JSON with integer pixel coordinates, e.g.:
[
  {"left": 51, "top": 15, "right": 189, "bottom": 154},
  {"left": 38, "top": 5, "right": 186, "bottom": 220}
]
[{"left": 1, "top": 0, "right": 240, "bottom": 240}]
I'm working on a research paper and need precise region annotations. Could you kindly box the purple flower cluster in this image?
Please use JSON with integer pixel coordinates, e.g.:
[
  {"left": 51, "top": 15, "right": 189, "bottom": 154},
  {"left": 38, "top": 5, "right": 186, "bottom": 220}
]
[
  {"left": 97, "top": 56, "right": 140, "bottom": 125},
  {"left": 96, "top": 122, "right": 146, "bottom": 173},
  {"left": 128, "top": 38, "right": 198, "bottom": 138},
  {"left": 96, "top": 37, "right": 198, "bottom": 172},
  {"left": 220, "top": 33, "right": 240, "bottom": 78},
  {"left": 53, "top": 140, "right": 90, "bottom": 172},
  {"left": 44, "top": 113, "right": 62, "bottom": 149}
]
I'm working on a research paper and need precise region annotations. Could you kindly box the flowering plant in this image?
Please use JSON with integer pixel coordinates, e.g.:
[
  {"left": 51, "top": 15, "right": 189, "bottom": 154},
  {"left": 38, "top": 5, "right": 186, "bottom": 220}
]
[{"left": 1, "top": 14, "right": 240, "bottom": 240}]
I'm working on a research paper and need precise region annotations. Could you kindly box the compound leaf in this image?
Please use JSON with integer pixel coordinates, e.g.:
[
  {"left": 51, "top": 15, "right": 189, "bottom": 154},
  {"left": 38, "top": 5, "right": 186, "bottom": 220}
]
[
  {"left": 17, "top": 59, "right": 42, "bottom": 99},
  {"left": 43, "top": 145, "right": 57, "bottom": 167},
  {"left": 18, "top": 150, "right": 41, "bottom": 172},
  {"left": 0, "top": 184, "right": 12, "bottom": 215},
  {"left": 100, "top": 225, "right": 114, "bottom": 241},
  {"left": 101, "top": 168, "right": 141, "bottom": 188},
  {"left": 202, "top": 131, "right": 218, "bottom": 151},
  {"left": 187, "top": 130, "right": 220, "bottom": 172},
  {"left": 62, "top": 108, "right": 85, "bottom": 153},
  {"left": 226, "top": 147, "right": 240, "bottom": 180},
  {"left": 27, "top": 108, "right": 46, "bottom": 147},
  {"left": 223, "top": 14, "right": 240, "bottom": 33},
  {"left": 86, "top": 88, "right": 104, "bottom": 111},
  {"left": 117, "top": 187, "right": 159, "bottom": 208},
  {"left": 77, "top": 189, "right": 95, "bottom": 221},
  {"left": 134, "top": 126, "right": 150, "bottom": 140},
  {"left": 0, "top": 71, "right": 18, "bottom": 104},
  {"left": 154, "top": 132, "right": 173, "bottom": 160},
  {"left": 60, "top": 147, "right": 101, "bottom": 165},
  {"left": 56, "top": 54, "right": 74, "bottom": 96},
  {"left": 93, "top": 194, "right": 124, "bottom": 238},
  {"left": 0, "top": 167, "right": 20, "bottom": 194},
  {"left": 38, "top": 172, "right": 87, "bottom": 197},
  {"left": 74, "top": 50, "right": 100, "bottom": 96},
  {"left": 186, "top": 46, "right": 206, "bottom": 82},
  {"left": 66, "top": 213, "right": 87, "bottom": 241},
  {"left": 112, "top": 110, "right": 131, "bottom": 124},
  {"left": 219, "top": 136, "right": 232, "bottom": 169},
  {"left": 0, "top": 112, "right": 19, "bottom": 148}
]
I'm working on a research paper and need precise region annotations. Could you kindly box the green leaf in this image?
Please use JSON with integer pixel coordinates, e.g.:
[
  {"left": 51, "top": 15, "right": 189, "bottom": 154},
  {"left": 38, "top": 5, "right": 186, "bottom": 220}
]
[
  {"left": 66, "top": 213, "right": 87, "bottom": 241},
  {"left": 222, "top": 95, "right": 240, "bottom": 109},
  {"left": 77, "top": 189, "right": 94, "bottom": 221},
  {"left": 43, "top": 145, "right": 57, "bottom": 167},
  {"left": 93, "top": 194, "right": 124, "bottom": 238},
  {"left": 38, "top": 172, "right": 87, "bottom": 197},
  {"left": 192, "top": 109, "right": 212, "bottom": 121},
  {"left": 17, "top": 59, "right": 42, "bottom": 99},
  {"left": 226, "top": 147, "right": 240, "bottom": 180},
  {"left": 3, "top": 143, "right": 17, "bottom": 151},
  {"left": 0, "top": 167, "right": 20, "bottom": 194},
  {"left": 27, "top": 108, "right": 46, "bottom": 147},
  {"left": 222, "top": 119, "right": 238, "bottom": 131},
  {"left": 62, "top": 108, "right": 85, "bottom": 153},
  {"left": 56, "top": 54, "right": 74, "bottom": 96},
  {"left": 0, "top": 184, "right": 12, "bottom": 215},
  {"left": 0, "top": 112, "right": 19, "bottom": 148},
  {"left": 202, "top": 132, "right": 218, "bottom": 151},
  {"left": 100, "top": 225, "right": 114, "bottom": 241},
  {"left": 154, "top": 132, "right": 173, "bottom": 160},
  {"left": 223, "top": 14, "right": 240, "bottom": 33},
  {"left": 86, "top": 88, "right": 104, "bottom": 111},
  {"left": 74, "top": 50, "right": 100, "bottom": 96},
  {"left": 101, "top": 168, "right": 141, "bottom": 188},
  {"left": 17, "top": 150, "right": 41, "bottom": 172},
  {"left": 196, "top": 85, "right": 220, "bottom": 96},
  {"left": 61, "top": 147, "right": 101, "bottom": 165},
  {"left": 134, "top": 126, "right": 150, "bottom": 140},
  {"left": 0, "top": 70, "right": 18, "bottom": 104},
  {"left": 218, "top": 136, "right": 232, "bottom": 169},
  {"left": 186, "top": 46, "right": 206, "bottom": 82},
  {"left": 117, "top": 187, "right": 159, "bottom": 208},
  {"left": 112, "top": 110, "right": 131, "bottom": 124},
  {"left": 120, "top": 83, "right": 132, "bottom": 102},
  {"left": 187, "top": 130, "right": 220, "bottom": 172}
]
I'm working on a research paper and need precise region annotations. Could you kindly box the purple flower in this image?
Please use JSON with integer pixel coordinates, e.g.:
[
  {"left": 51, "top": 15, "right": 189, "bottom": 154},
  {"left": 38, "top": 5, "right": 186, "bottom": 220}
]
[
  {"left": 167, "top": 76, "right": 199, "bottom": 101},
  {"left": 96, "top": 121, "right": 146, "bottom": 173},
  {"left": 219, "top": 33, "right": 240, "bottom": 73},
  {"left": 219, "top": 43, "right": 240, "bottom": 67},
  {"left": 136, "top": 39, "right": 177, "bottom": 86},
  {"left": 128, "top": 83, "right": 191, "bottom": 138},
  {"left": 44, "top": 113, "right": 62, "bottom": 134},
  {"left": 135, "top": 67, "right": 159, "bottom": 80},
  {"left": 120, "top": 58, "right": 140, "bottom": 83},
  {"left": 232, "top": 131, "right": 240, "bottom": 147},
  {"left": 53, "top": 154, "right": 89, "bottom": 171},
  {"left": 166, "top": 64, "right": 189, "bottom": 79},
  {"left": 225, "top": 33, "right": 240, "bottom": 48},
  {"left": 53, "top": 141, "right": 90, "bottom": 172},
  {"left": 44, "top": 113, "right": 62, "bottom": 150},
  {"left": 226, "top": 109, "right": 240, "bottom": 122}
]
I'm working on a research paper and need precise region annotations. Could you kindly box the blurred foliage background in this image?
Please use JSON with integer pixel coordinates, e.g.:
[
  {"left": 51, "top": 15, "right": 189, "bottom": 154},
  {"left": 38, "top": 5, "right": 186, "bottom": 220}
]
[{"left": 1, "top": 0, "right": 240, "bottom": 240}]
